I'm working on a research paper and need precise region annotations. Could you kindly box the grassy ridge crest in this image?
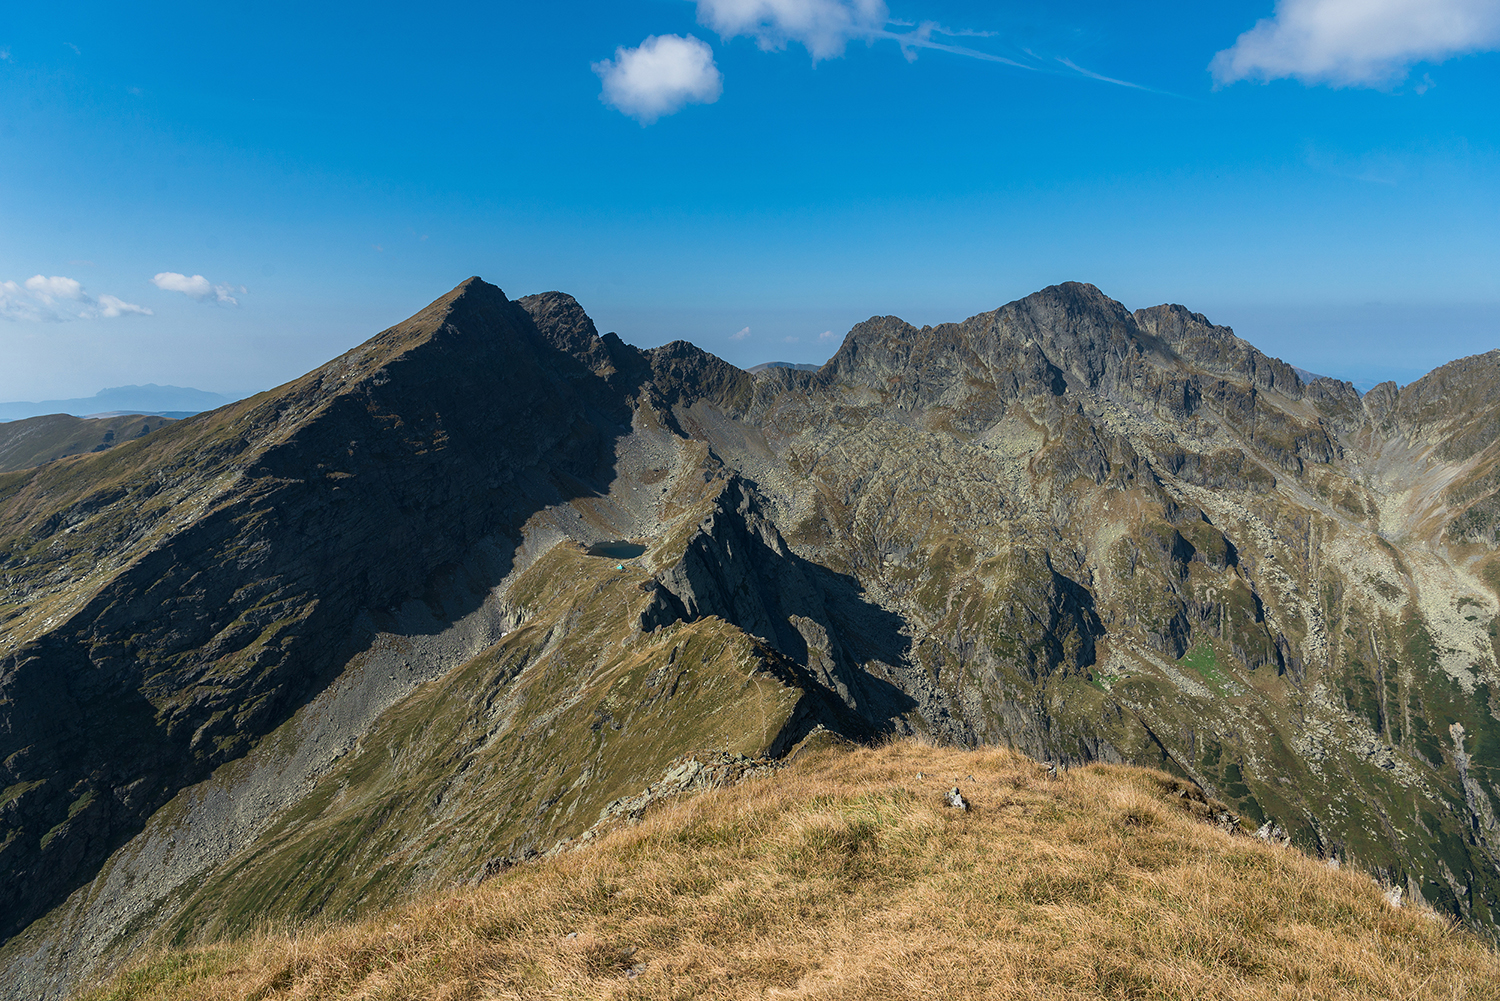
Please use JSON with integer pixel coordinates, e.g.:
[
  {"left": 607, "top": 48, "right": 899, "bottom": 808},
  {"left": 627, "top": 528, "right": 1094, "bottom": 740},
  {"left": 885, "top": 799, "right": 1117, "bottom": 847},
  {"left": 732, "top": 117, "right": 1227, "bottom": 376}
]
[{"left": 79, "top": 741, "right": 1497, "bottom": 1000}]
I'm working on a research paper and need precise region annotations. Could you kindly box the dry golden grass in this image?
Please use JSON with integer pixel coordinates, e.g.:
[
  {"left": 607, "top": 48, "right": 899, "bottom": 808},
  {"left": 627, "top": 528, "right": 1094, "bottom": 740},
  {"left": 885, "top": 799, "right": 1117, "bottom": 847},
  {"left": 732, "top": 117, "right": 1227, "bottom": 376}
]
[{"left": 81, "top": 742, "right": 1500, "bottom": 1000}]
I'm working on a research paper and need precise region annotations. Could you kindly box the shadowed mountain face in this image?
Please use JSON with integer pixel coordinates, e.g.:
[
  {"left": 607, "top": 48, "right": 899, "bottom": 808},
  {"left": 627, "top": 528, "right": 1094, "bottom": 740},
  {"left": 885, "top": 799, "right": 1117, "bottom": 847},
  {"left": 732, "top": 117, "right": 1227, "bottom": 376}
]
[{"left": 5, "top": 278, "right": 1500, "bottom": 995}]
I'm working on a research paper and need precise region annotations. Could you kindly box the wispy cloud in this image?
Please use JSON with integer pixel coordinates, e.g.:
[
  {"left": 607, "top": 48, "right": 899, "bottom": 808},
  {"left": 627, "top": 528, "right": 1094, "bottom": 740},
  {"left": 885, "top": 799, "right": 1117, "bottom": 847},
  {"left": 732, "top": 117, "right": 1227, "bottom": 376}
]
[
  {"left": 0, "top": 49, "right": 11, "bottom": 63},
  {"left": 1054, "top": 56, "right": 1156, "bottom": 91},
  {"left": 696, "top": 0, "right": 887, "bottom": 61},
  {"left": 1213, "top": 0, "right": 1500, "bottom": 88},
  {"left": 0, "top": 275, "right": 151, "bottom": 322},
  {"left": 689, "top": 0, "right": 1157, "bottom": 90},
  {"left": 730, "top": 325, "right": 751, "bottom": 340},
  {"left": 151, "top": 271, "right": 243, "bottom": 305},
  {"left": 595, "top": 34, "right": 723, "bottom": 124},
  {"left": 878, "top": 20, "right": 1030, "bottom": 68},
  {"left": 818, "top": 329, "right": 837, "bottom": 340},
  {"left": 887, "top": 19, "right": 995, "bottom": 40},
  {"left": 64, "top": 42, "right": 81, "bottom": 55},
  {"left": 97, "top": 294, "right": 152, "bottom": 318}
]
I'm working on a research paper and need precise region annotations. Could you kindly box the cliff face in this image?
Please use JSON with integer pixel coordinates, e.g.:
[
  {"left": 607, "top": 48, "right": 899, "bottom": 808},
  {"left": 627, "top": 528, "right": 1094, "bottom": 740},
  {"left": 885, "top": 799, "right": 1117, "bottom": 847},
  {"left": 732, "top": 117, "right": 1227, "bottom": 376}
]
[{"left": 6, "top": 278, "right": 1500, "bottom": 996}]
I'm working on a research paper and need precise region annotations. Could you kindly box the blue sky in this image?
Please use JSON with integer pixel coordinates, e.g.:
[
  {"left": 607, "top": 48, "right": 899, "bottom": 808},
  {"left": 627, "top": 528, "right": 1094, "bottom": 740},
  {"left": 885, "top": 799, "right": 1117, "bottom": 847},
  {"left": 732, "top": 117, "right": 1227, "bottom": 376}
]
[{"left": 1, "top": 0, "right": 1497, "bottom": 401}]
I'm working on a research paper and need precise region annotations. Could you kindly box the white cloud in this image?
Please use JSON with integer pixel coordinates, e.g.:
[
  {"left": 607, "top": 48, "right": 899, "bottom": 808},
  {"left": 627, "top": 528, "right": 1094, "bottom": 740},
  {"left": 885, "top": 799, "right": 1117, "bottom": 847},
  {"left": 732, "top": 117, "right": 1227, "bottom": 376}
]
[
  {"left": 594, "top": 34, "right": 723, "bottom": 124},
  {"left": 0, "top": 275, "right": 151, "bottom": 322},
  {"left": 0, "top": 282, "right": 47, "bottom": 322},
  {"left": 696, "top": 0, "right": 888, "bottom": 60},
  {"left": 97, "top": 294, "right": 153, "bottom": 318},
  {"left": 151, "top": 271, "right": 241, "bottom": 305},
  {"left": 0, "top": 49, "right": 11, "bottom": 62},
  {"left": 730, "top": 326, "right": 751, "bottom": 340},
  {"left": 151, "top": 271, "right": 212, "bottom": 296},
  {"left": 24, "top": 274, "right": 84, "bottom": 302},
  {"left": 818, "top": 329, "right": 837, "bottom": 340},
  {"left": 1212, "top": 0, "right": 1500, "bottom": 88}
]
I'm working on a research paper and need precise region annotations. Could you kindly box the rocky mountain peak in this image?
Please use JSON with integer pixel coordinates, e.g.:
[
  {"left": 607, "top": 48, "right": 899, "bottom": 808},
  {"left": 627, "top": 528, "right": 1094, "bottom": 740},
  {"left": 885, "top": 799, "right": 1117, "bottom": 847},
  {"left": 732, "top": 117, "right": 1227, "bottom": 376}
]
[
  {"left": 1134, "top": 302, "right": 1307, "bottom": 401},
  {"left": 516, "top": 290, "right": 611, "bottom": 373},
  {"left": 356, "top": 276, "right": 516, "bottom": 356},
  {"left": 822, "top": 282, "right": 1175, "bottom": 415},
  {"left": 1389, "top": 350, "right": 1500, "bottom": 461},
  {"left": 996, "top": 281, "right": 1165, "bottom": 392}
]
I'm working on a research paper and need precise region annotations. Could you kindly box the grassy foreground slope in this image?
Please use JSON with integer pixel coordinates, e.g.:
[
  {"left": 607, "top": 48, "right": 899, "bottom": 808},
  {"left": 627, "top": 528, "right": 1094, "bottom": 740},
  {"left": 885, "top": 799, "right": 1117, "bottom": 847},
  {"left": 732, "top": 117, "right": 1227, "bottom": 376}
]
[{"left": 81, "top": 742, "right": 1498, "bottom": 1001}]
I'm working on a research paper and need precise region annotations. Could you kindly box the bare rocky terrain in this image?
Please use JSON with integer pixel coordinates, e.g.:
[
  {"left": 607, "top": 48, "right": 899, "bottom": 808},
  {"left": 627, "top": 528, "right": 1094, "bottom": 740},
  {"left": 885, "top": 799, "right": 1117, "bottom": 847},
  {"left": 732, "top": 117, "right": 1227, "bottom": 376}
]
[{"left": 3, "top": 277, "right": 1500, "bottom": 998}]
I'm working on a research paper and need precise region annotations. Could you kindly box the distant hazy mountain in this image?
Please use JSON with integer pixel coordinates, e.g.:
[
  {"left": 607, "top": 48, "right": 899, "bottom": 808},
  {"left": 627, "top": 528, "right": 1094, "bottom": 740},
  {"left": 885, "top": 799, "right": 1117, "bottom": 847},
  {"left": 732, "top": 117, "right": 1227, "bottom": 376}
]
[
  {"left": 1291, "top": 365, "right": 1333, "bottom": 386},
  {"left": 0, "top": 384, "right": 232, "bottom": 421},
  {"left": 747, "top": 361, "right": 821, "bottom": 374}
]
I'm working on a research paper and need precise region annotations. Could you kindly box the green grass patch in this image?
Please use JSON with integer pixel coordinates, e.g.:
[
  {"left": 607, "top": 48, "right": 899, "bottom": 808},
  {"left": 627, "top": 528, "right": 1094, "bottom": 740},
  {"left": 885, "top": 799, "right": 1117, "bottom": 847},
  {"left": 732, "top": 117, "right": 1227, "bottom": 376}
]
[
  {"left": 0, "top": 778, "right": 45, "bottom": 810},
  {"left": 85, "top": 950, "right": 237, "bottom": 1001},
  {"left": 67, "top": 789, "right": 96, "bottom": 819},
  {"left": 1180, "top": 642, "right": 1228, "bottom": 688}
]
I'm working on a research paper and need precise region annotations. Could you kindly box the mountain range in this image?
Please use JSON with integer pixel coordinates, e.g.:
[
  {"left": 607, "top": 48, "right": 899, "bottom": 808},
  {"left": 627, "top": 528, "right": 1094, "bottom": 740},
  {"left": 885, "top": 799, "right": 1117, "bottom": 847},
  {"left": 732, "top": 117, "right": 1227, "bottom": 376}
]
[
  {"left": 0, "top": 385, "right": 234, "bottom": 423},
  {"left": 3, "top": 277, "right": 1500, "bottom": 997}
]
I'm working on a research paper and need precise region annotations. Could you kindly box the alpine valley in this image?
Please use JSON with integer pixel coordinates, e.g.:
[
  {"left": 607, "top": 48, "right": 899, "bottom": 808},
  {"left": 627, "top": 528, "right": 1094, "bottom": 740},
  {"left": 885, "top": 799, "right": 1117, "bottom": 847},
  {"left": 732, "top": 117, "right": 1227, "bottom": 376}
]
[{"left": 5, "top": 278, "right": 1500, "bottom": 997}]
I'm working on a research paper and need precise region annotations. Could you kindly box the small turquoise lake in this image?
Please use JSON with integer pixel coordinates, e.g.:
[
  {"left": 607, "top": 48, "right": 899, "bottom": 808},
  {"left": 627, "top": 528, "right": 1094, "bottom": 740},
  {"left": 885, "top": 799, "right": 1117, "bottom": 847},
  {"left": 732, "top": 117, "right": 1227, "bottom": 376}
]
[{"left": 586, "top": 541, "right": 647, "bottom": 560}]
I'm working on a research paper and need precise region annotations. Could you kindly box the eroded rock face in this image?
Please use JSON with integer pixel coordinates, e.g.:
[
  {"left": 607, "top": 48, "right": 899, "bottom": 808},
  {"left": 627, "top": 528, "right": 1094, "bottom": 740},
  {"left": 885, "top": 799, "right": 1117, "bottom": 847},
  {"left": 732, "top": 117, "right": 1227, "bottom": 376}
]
[{"left": 6, "top": 277, "right": 1500, "bottom": 995}]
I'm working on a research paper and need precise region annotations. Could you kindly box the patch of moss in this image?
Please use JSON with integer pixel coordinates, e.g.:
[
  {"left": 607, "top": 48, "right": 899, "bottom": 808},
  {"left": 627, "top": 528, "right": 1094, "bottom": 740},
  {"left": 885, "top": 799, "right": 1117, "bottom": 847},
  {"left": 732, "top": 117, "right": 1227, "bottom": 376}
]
[
  {"left": 1180, "top": 643, "right": 1227, "bottom": 688},
  {"left": 1341, "top": 666, "right": 1383, "bottom": 734},
  {"left": 1219, "top": 761, "right": 1249, "bottom": 800},
  {"left": 66, "top": 789, "right": 95, "bottom": 820},
  {"left": 1200, "top": 740, "right": 1222, "bottom": 772},
  {"left": 1384, "top": 670, "right": 1404, "bottom": 745},
  {"left": 0, "top": 778, "right": 45, "bottom": 810},
  {"left": 1409, "top": 711, "right": 1445, "bottom": 767}
]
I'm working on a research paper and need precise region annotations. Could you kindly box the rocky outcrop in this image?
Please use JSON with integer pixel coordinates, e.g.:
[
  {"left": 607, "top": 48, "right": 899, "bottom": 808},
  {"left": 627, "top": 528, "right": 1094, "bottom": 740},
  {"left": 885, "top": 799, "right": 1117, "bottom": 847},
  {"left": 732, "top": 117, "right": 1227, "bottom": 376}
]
[
  {"left": 1390, "top": 350, "right": 1500, "bottom": 461},
  {"left": 1134, "top": 303, "right": 1305, "bottom": 400},
  {"left": 648, "top": 476, "right": 916, "bottom": 730}
]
